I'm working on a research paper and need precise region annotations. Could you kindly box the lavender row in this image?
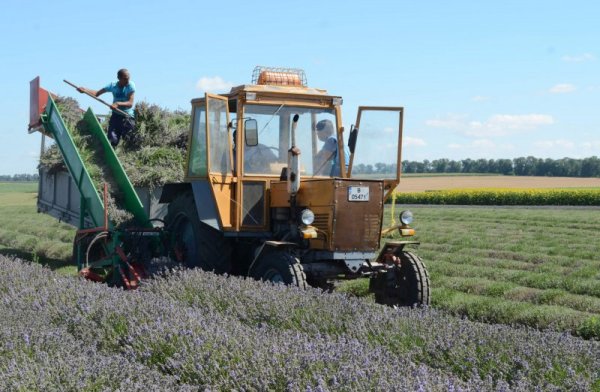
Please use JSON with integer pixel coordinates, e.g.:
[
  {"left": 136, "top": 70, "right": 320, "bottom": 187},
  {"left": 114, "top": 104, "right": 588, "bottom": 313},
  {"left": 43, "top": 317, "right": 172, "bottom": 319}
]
[
  {"left": 142, "top": 267, "right": 600, "bottom": 390},
  {"left": 1, "top": 256, "right": 485, "bottom": 391},
  {"left": 1, "top": 255, "right": 598, "bottom": 390}
]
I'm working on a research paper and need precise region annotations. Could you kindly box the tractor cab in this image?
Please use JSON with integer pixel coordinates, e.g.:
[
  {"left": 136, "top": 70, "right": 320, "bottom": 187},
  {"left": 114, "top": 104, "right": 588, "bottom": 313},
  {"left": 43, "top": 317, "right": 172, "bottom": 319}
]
[{"left": 161, "top": 67, "right": 429, "bottom": 306}]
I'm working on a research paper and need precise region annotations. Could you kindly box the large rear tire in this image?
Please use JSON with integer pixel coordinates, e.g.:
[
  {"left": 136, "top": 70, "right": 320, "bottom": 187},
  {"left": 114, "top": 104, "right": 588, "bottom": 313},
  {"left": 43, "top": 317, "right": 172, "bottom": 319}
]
[
  {"left": 165, "top": 191, "right": 232, "bottom": 274},
  {"left": 252, "top": 251, "right": 307, "bottom": 289},
  {"left": 370, "top": 251, "right": 430, "bottom": 307}
]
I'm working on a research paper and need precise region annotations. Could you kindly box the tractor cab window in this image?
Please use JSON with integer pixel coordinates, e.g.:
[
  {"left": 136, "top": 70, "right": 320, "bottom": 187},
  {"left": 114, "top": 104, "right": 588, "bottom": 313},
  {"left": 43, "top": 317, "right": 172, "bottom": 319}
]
[
  {"left": 187, "top": 105, "right": 208, "bottom": 177},
  {"left": 243, "top": 104, "right": 340, "bottom": 177}
]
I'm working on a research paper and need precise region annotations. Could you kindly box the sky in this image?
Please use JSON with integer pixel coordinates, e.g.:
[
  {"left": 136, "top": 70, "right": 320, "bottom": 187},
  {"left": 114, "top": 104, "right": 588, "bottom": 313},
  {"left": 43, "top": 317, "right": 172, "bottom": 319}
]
[{"left": 1, "top": 0, "right": 598, "bottom": 174}]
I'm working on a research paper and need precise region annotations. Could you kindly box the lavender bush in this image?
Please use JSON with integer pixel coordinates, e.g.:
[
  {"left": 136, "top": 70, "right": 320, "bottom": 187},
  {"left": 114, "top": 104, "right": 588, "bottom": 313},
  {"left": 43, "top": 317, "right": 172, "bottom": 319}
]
[{"left": 1, "top": 255, "right": 598, "bottom": 391}]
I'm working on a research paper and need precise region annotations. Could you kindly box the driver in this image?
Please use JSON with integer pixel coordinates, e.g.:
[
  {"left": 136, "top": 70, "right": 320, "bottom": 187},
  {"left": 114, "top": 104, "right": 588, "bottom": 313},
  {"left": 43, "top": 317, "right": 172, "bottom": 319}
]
[{"left": 314, "top": 119, "right": 348, "bottom": 176}]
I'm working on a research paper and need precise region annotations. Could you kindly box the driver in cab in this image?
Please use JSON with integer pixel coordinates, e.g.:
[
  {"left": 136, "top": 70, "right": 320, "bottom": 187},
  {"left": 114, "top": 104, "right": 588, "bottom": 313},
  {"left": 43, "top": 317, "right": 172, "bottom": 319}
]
[{"left": 314, "top": 119, "right": 348, "bottom": 176}]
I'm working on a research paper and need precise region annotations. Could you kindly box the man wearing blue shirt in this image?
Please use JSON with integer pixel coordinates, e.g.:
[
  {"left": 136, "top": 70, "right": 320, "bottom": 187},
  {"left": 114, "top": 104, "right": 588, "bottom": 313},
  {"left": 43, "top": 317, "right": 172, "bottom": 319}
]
[
  {"left": 77, "top": 69, "right": 136, "bottom": 147},
  {"left": 314, "top": 119, "right": 349, "bottom": 176}
]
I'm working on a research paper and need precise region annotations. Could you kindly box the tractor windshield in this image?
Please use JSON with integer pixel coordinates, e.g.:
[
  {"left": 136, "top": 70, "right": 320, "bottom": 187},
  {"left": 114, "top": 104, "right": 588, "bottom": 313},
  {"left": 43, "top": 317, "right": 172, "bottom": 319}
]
[{"left": 243, "top": 104, "right": 342, "bottom": 177}]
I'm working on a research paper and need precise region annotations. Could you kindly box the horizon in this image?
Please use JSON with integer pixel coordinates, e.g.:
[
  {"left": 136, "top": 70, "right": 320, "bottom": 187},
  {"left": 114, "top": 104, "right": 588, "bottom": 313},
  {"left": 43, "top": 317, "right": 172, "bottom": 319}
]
[
  {"left": 3, "top": 155, "right": 600, "bottom": 177},
  {"left": 1, "top": 0, "right": 598, "bottom": 173}
]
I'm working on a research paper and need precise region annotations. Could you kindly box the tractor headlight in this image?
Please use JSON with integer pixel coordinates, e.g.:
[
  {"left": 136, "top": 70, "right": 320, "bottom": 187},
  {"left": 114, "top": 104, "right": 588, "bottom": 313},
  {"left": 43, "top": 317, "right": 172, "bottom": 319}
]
[
  {"left": 399, "top": 210, "right": 414, "bottom": 225},
  {"left": 300, "top": 209, "right": 315, "bottom": 225}
]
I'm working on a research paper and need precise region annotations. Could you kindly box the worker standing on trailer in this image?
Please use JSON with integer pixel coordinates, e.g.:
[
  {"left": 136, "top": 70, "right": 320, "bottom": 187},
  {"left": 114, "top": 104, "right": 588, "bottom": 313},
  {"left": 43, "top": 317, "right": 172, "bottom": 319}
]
[{"left": 77, "top": 69, "right": 136, "bottom": 147}]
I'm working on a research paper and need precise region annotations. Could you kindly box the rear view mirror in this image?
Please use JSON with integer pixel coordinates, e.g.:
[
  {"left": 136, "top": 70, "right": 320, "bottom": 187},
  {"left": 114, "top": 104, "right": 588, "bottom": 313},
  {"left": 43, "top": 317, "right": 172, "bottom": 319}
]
[
  {"left": 245, "top": 119, "right": 258, "bottom": 147},
  {"left": 348, "top": 125, "right": 358, "bottom": 154}
]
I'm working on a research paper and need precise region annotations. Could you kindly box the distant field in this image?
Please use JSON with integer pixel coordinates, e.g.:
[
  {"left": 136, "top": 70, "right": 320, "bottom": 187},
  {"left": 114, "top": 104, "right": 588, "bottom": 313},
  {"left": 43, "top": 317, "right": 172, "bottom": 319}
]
[
  {"left": 0, "top": 181, "right": 37, "bottom": 192},
  {"left": 0, "top": 182, "right": 75, "bottom": 274},
  {"left": 397, "top": 175, "right": 600, "bottom": 192}
]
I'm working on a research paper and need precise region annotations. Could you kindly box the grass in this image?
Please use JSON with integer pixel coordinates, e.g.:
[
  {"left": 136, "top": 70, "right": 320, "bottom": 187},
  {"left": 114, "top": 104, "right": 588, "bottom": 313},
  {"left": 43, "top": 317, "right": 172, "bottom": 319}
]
[
  {"left": 0, "top": 182, "right": 76, "bottom": 275},
  {"left": 338, "top": 204, "right": 600, "bottom": 338}
]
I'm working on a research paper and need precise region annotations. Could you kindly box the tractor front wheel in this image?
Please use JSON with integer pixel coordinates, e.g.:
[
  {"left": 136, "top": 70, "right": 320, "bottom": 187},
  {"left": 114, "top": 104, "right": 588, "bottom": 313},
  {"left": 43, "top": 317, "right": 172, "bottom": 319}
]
[
  {"left": 370, "top": 251, "right": 430, "bottom": 307},
  {"left": 252, "top": 251, "right": 307, "bottom": 289}
]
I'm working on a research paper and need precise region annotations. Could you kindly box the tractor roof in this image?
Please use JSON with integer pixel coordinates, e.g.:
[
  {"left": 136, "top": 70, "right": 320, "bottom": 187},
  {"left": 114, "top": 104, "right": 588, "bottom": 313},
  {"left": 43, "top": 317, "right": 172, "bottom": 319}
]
[{"left": 229, "top": 83, "right": 330, "bottom": 96}]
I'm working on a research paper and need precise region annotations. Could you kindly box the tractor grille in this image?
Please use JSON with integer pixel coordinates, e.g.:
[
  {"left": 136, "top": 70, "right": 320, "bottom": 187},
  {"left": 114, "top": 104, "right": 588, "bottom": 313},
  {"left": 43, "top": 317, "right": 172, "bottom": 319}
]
[
  {"left": 326, "top": 180, "right": 383, "bottom": 252},
  {"left": 313, "top": 213, "right": 330, "bottom": 232}
]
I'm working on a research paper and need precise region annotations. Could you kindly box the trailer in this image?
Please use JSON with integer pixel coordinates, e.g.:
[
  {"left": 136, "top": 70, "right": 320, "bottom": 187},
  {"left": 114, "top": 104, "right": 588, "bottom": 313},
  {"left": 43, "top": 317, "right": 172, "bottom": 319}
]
[
  {"left": 29, "top": 77, "right": 169, "bottom": 288},
  {"left": 37, "top": 166, "right": 166, "bottom": 228}
]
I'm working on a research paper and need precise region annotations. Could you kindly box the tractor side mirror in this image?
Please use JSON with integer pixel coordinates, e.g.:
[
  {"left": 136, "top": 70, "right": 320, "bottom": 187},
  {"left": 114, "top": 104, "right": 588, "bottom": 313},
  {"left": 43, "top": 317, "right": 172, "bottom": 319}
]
[
  {"left": 348, "top": 125, "right": 358, "bottom": 154},
  {"left": 245, "top": 119, "right": 258, "bottom": 147}
]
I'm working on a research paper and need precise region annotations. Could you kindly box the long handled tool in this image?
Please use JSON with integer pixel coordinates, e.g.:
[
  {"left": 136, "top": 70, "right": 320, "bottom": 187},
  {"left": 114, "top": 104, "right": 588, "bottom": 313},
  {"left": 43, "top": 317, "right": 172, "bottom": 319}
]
[{"left": 63, "top": 79, "right": 132, "bottom": 118}]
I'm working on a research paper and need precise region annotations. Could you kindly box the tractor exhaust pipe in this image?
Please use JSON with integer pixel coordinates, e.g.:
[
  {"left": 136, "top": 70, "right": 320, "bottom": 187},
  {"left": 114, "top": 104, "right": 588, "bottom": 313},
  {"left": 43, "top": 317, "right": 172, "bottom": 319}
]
[
  {"left": 287, "top": 114, "right": 301, "bottom": 222},
  {"left": 287, "top": 114, "right": 300, "bottom": 196}
]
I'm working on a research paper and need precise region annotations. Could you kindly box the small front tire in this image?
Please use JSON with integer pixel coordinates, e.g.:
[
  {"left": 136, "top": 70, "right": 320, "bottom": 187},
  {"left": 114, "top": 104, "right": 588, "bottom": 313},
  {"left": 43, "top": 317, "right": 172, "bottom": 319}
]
[{"left": 370, "top": 251, "right": 430, "bottom": 307}]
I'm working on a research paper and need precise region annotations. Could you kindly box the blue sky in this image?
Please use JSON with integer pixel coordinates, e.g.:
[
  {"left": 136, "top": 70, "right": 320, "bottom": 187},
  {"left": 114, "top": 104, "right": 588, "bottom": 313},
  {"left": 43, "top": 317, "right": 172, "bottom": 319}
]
[{"left": 1, "top": 0, "right": 598, "bottom": 174}]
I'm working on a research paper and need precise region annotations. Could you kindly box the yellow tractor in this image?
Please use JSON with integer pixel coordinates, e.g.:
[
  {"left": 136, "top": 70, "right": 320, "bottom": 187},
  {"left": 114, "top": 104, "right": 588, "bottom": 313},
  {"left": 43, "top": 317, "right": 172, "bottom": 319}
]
[{"left": 161, "top": 66, "right": 429, "bottom": 306}]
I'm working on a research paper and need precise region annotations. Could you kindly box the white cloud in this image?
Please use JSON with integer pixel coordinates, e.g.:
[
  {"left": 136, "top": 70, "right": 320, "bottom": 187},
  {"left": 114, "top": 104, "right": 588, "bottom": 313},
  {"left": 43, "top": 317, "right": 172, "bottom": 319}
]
[
  {"left": 534, "top": 139, "right": 576, "bottom": 150},
  {"left": 529, "top": 139, "right": 600, "bottom": 158},
  {"left": 404, "top": 137, "right": 426, "bottom": 147},
  {"left": 549, "top": 83, "right": 576, "bottom": 94},
  {"left": 445, "top": 139, "right": 518, "bottom": 159},
  {"left": 561, "top": 53, "right": 595, "bottom": 63},
  {"left": 383, "top": 126, "right": 394, "bottom": 133},
  {"left": 472, "top": 96, "right": 490, "bottom": 102},
  {"left": 427, "top": 113, "right": 554, "bottom": 137},
  {"left": 581, "top": 140, "right": 600, "bottom": 149},
  {"left": 448, "top": 139, "right": 496, "bottom": 150},
  {"left": 196, "top": 76, "right": 235, "bottom": 92},
  {"left": 425, "top": 114, "right": 468, "bottom": 129},
  {"left": 466, "top": 114, "right": 554, "bottom": 137}
]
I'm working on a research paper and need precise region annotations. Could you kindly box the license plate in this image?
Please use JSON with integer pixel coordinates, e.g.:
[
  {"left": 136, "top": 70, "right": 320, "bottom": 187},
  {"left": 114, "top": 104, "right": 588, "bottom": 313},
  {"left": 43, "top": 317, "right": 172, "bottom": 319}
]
[{"left": 348, "top": 186, "right": 369, "bottom": 202}]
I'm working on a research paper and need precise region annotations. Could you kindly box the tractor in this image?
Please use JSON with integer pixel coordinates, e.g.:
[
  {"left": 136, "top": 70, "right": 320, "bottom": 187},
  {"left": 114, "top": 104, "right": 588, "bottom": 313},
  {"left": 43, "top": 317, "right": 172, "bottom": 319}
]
[
  {"left": 29, "top": 66, "right": 429, "bottom": 306},
  {"left": 161, "top": 67, "right": 429, "bottom": 306}
]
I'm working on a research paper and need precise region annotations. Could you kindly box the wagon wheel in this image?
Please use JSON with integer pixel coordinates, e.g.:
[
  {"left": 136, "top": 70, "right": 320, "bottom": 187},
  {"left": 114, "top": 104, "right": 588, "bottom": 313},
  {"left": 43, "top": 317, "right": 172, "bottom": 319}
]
[
  {"left": 370, "top": 251, "right": 430, "bottom": 307},
  {"left": 73, "top": 232, "right": 111, "bottom": 283}
]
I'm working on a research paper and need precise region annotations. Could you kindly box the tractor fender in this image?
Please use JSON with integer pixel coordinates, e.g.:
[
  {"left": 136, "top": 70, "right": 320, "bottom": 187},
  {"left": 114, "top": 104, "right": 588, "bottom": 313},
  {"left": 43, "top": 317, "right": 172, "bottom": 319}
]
[
  {"left": 247, "top": 240, "right": 297, "bottom": 276},
  {"left": 375, "top": 240, "right": 420, "bottom": 263},
  {"left": 160, "top": 180, "right": 221, "bottom": 231}
]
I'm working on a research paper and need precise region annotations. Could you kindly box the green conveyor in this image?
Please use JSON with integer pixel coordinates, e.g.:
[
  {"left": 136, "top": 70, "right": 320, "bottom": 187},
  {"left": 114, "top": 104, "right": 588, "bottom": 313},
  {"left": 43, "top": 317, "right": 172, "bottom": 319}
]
[{"left": 40, "top": 96, "right": 149, "bottom": 229}]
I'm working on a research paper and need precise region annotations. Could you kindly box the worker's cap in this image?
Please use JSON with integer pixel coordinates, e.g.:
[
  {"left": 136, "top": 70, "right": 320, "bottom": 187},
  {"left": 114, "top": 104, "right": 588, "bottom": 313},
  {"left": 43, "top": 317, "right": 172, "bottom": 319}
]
[{"left": 316, "top": 119, "right": 334, "bottom": 133}]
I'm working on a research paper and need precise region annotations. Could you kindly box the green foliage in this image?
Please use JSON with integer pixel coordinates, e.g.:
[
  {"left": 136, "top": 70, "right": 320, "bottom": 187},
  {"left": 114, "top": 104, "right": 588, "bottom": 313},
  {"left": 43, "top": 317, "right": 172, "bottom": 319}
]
[
  {"left": 401, "top": 156, "right": 600, "bottom": 177},
  {"left": 39, "top": 98, "right": 189, "bottom": 190},
  {"left": 394, "top": 188, "right": 600, "bottom": 205},
  {"left": 578, "top": 316, "right": 600, "bottom": 339}
]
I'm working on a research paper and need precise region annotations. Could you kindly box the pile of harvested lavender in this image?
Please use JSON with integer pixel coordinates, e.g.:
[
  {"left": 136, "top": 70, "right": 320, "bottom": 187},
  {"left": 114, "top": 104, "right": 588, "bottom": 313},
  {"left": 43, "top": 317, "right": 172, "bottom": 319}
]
[{"left": 38, "top": 96, "right": 189, "bottom": 226}]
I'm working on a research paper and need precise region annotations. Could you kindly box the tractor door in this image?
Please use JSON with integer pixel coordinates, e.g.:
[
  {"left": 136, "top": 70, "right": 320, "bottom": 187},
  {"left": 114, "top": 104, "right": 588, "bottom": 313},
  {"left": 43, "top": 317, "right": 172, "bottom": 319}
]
[
  {"left": 205, "top": 94, "right": 235, "bottom": 229},
  {"left": 348, "top": 107, "right": 404, "bottom": 199}
]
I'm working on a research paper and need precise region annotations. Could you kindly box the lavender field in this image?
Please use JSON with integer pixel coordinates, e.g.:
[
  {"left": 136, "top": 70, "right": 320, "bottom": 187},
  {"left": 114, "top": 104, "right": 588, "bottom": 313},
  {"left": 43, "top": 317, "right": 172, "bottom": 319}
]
[{"left": 1, "top": 255, "right": 599, "bottom": 391}]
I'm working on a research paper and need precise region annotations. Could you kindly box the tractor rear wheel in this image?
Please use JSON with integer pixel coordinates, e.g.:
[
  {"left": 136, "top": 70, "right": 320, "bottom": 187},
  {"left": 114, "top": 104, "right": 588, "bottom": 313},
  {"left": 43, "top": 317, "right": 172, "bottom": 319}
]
[
  {"left": 165, "top": 191, "right": 232, "bottom": 274},
  {"left": 370, "top": 251, "right": 430, "bottom": 307},
  {"left": 252, "top": 251, "right": 307, "bottom": 289}
]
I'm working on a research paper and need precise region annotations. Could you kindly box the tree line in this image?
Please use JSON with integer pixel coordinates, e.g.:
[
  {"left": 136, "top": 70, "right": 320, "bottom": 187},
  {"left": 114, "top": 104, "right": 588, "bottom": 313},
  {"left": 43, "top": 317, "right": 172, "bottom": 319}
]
[
  {"left": 5, "top": 156, "right": 600, "bottom": 178},
  {"left": 0, "top": 174, "right": 40, "bottom": 182},
  {"left": 352, "top": 156, "right": 600, "bottom": 177}
]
